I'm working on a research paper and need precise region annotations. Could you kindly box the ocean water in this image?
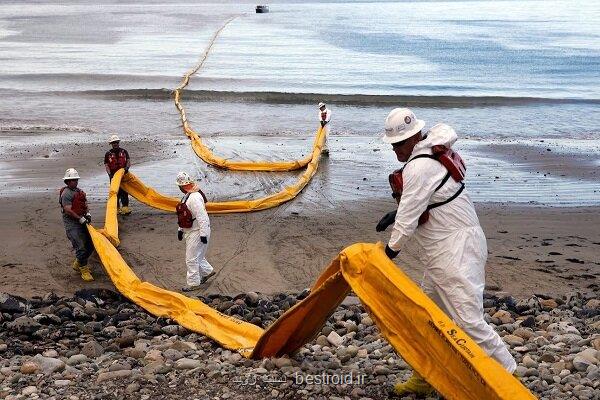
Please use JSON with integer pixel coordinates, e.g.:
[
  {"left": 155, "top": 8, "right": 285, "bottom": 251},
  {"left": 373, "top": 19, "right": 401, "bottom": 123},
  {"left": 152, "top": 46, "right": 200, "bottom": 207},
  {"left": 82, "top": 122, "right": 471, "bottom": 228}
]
[
  {"left": 2, "top": 0, "right": 599, "bottom": 99},
  {"left": 0, "top": 0, "right": 599, "bottom": 205}
]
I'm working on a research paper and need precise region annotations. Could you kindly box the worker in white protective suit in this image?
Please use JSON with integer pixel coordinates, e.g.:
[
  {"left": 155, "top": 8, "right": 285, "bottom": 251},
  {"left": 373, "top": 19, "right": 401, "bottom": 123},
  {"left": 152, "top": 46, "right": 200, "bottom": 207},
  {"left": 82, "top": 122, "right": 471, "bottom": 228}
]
[
  {"left": 175, "top": 171, "right": 215, "bottom": 292},
  {"left": 318, "top": 102, "right": 331, "bottom": 156},
  {"left": 376, "top": 108, "right": 517, "bottom": 396}
]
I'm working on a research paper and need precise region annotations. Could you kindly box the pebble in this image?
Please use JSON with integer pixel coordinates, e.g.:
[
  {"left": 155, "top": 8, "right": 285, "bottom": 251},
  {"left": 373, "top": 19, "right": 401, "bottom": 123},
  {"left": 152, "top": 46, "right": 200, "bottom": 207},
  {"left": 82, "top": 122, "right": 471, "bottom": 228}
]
[
  {"left": 327, "top": 331, "right": 344, "bottom": 347},
  {"left": 163, "top": 348, "right": 183, "bottom": 361},
  {"left": 503, "top": 334, "right": 525, "bottom": 347},
  {"left": 43, "top": 349, "right": 59, "bottom": 358},
  {"left": 108, "top": 362, "right": 132, "bottom": 372},
  {"left": 126, "top": 382, "right": 141, "bottom": 394},
  {"left": 81, "top": 340, "right": 104, "bottom": 358},
  {"left": 523, "top": 355, "right": 538, "bottom": 369},
  {"left": 67, "top": 354, "right": 89, "bottom": 366},
  {"left": 174, "top": 358, "right": 203, "bottom": 370},
  {"left": 22, "top": 386, "right": 37, "bottom": 396},
  {"left": 32, "top": 354, "right": 65, "bottom": 374},
  {"left": 316, "top": 335, "right": 329, "bottom": 347},
  {"left": 492, "top": 310, "right": 514, "bottom": 324},
  {"left": 96, "top": 370, "right": 132, "bottom": 383},
  {"left": 20, "top": 361, "right": 39, "bottom": 374}
]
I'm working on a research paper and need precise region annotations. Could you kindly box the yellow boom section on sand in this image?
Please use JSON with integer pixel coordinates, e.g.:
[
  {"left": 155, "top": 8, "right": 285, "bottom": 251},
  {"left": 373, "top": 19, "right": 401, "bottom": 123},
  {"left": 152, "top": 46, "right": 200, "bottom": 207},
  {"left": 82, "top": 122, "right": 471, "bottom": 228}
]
[{"left": 89, "top": 171, "right": 536, "bottom": 400}]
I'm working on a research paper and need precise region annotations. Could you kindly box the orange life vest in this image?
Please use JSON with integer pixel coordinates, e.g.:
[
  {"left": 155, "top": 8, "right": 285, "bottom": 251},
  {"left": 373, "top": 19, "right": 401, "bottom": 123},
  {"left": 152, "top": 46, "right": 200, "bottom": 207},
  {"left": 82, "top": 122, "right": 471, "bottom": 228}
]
[
  {"left": 59, "top": 187, "right": 88, "bottom": 216},
  {"left": 389, "top": 145, "right": 466, "bottom": 225},
  {"left": 106, "top": 149, "right": 127, "bottom": 174}
]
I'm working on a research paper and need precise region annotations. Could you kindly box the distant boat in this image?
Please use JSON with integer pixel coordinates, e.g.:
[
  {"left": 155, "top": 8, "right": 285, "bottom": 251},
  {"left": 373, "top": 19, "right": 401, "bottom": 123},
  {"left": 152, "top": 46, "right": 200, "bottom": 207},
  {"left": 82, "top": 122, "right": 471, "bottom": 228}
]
[{"left": 256, "top": 5, "right": 269, "bottom": 13}]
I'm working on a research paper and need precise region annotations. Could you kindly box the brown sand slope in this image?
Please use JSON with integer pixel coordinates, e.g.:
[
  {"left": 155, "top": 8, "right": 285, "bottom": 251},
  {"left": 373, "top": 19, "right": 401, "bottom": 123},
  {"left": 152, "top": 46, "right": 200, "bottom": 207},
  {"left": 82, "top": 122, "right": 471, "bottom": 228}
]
[
  {"left": 1, "top": 135, "right": 598, "bottom": 298},
  {"left": 1, "top": 190, "right": 598, "bottom": 299}
]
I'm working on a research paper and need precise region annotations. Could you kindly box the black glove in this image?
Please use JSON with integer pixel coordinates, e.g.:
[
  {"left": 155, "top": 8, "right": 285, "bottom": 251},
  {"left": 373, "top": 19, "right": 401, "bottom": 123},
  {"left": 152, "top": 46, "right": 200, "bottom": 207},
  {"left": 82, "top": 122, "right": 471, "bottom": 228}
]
[
  {"left": 385, "top": 245, "right": 400, "bottom": 259},
  {"left": 320, "top": 121, "right": 326, "bottom": 127},
  {"left": 84, "top": 213, "right": 92, "bottom": 224},
  {"left": 200, "top": 236, "right": 207, "bottom": 244},
  {"left": 124, "top": 167, "right": 129, "bottom": 173},
  {"left": 376, "top": 210, "right": 397, "bottom": 232},
  {"left": 177, "top": 230, "right": 183, "bottom": 241}
]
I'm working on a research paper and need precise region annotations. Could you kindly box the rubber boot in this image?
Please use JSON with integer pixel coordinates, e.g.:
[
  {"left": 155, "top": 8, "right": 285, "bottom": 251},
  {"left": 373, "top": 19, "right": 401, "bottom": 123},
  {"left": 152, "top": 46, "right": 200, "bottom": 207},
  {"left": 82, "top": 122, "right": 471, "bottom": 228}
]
[
  {"left": 393, "top": 371, "right": 434, "bottom": 397},
  {"left": 79, "top": 265, "right": 94, "bottom": 282},
  {"left": 72, "top": 259, "right": 81, "bottom": 272}
]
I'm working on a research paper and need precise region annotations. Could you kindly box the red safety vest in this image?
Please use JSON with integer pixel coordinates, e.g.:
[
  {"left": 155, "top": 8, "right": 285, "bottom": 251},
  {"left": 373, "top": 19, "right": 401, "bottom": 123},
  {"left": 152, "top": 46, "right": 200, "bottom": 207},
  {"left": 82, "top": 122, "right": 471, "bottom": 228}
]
[
  {"left": 176, "top": 193, "right": 195, "bottom": 228},
  {"left": 176, "top": 191, "right": 208, "bottom": 228},
  {"left": 389, "top": 145, "right": 466, "bottom": 225},
  {"left": 59, "top": 187, "right": 88, "bottom": 216},
  {"left": 106, "top": 149, "right": 127, "bottom": 174}
]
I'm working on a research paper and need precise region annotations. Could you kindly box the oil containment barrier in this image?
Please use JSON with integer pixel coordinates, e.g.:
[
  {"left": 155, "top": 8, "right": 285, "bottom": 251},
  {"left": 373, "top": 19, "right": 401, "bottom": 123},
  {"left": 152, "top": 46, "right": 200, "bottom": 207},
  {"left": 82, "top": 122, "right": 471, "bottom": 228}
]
[
  {"left": 88, "top": 170, "right": 535, "bottom": 400},
  {"left": 173, "top": 15, "right": 319, "bottom": 172},
  {"left": 119, "top": 127, "right": 326, "bottom": 215}
]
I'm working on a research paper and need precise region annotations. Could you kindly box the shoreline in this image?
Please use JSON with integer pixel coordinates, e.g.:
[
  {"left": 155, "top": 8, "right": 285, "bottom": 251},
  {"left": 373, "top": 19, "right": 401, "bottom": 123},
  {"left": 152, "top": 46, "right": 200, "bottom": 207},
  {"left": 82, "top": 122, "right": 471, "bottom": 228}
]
[{"left": 0, "top": 133, "right": 598, "bottom": 299}]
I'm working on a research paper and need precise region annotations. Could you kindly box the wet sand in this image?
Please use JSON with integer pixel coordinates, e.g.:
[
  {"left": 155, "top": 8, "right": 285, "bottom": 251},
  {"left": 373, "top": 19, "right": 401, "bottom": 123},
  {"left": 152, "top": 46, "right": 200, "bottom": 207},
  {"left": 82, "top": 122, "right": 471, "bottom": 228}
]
[{"left": 0, "top": 133, "right": 598, "bottom": 299}]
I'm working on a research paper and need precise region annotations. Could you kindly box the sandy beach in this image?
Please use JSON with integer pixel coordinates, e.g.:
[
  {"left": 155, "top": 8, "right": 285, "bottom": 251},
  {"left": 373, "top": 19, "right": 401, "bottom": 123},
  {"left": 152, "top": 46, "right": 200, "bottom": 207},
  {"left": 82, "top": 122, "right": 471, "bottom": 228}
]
[{"left": 1, "top": 133, "right": 598, "bottom": 299}]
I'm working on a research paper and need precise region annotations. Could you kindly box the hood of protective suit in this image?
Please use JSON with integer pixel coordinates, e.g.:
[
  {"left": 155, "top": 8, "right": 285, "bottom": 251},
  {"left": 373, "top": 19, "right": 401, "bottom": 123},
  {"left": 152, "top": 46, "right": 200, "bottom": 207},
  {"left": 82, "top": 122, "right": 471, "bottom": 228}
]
[{"left": 412, "top": 123, "right": 457, "bottom": 154}]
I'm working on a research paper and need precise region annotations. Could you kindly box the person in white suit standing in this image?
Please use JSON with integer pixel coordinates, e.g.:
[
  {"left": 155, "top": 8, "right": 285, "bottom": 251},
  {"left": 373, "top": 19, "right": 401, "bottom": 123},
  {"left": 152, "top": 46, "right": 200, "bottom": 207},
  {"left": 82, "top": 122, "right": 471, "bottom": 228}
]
[{"left": 175, "top": 171, "right": 215, "bottom": 292}]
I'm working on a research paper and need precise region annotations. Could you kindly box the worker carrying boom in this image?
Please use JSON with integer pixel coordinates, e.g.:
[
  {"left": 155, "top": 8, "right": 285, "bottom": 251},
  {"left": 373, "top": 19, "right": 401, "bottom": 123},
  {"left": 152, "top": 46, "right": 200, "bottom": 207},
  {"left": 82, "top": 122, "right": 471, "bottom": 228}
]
[
  {"left": 318, "top": 102, "right": 331, "bottom": 156},
  {"left": 376, "top": 108, "right": 517, "bottom": 396},
  {"left": 59, "top": 168, "right": 95, "bottom": 282}
]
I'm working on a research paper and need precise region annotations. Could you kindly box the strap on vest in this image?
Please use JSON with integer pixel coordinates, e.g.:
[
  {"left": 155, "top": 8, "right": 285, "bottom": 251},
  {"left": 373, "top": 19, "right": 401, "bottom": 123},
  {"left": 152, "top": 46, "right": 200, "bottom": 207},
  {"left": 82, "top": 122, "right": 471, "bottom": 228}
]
[
  {"left": 407, "top": 154, "right": 435, "bottom": 163},
  {"left": 427, "top": 182, "right": 465, "bottom": 211},
  {"left": 435, "top": 172, "right": 451, "bottom": 192},
  {"left": 405, "top": 153, "right": 465, "bottom": 211}
]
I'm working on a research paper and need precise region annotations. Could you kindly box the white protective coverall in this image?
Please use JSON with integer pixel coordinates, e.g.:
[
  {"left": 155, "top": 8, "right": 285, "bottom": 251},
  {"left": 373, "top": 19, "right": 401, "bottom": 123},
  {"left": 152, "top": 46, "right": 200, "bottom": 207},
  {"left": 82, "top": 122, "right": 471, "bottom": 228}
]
[
  {"left": 181, "top": 191, "right": 213, "bottom": 286},
  {"left": 388, "top": 123, "right": 517, "bottom": 372},
  {"left": 319, "top": 108, "right": 331, "bottom": 153}
]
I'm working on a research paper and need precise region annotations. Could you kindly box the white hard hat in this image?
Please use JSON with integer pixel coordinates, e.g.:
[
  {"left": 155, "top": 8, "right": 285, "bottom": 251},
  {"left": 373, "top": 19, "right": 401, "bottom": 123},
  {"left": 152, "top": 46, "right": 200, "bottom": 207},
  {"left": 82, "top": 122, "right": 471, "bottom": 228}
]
[
  {"left": 318, "top": 102, "right": 326, "bottom": 108},
  {"left": 382, "top": 108, "right": 425, "bottom": 144},
  {"left": 109, "top": 134, "right": 120, "bottom": 143},
  {"left": 63, "top": 168, "right": 80, "bottom": 180},
  {"left": 175, "top": 171, "right": 195, "bottom": 186}
]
